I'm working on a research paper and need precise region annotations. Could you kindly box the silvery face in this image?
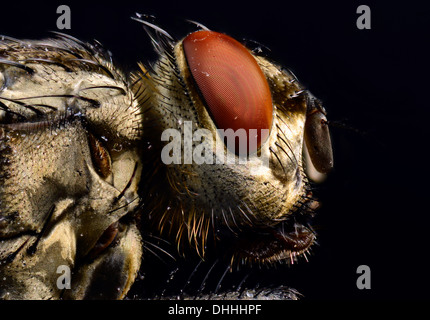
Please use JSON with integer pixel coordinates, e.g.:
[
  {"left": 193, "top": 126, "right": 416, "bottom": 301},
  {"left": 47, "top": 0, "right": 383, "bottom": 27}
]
[{"left": 0, "top": 36, "right": 143, "bottom": 299}]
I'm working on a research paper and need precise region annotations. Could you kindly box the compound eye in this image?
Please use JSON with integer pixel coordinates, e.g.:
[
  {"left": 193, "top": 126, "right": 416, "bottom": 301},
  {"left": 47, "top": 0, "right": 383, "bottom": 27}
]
[
  {"left": 183, "top": 30, "right": 273, "bottom": 155},
  {"left": 88, "top": 133, "right": 112, "bottom": 179}
]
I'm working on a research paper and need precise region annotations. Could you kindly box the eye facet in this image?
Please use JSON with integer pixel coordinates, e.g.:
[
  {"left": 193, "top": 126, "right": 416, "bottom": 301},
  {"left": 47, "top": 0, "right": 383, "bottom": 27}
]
[{"left": 183, "top": 30, "right": 273, "bottom": 154}]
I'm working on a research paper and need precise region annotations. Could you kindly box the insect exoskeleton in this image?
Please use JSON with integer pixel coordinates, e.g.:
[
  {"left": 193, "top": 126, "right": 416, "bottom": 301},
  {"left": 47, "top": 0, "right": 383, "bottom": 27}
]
[
  {"left": 0, "top": 34, "right": 143, "bottom": 299},
  {"left": 134, "top": 21, "right": 333, "bottom": 265}
]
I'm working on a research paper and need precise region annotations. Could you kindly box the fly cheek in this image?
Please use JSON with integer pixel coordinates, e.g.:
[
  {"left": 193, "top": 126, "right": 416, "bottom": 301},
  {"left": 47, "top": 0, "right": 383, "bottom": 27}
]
[{"left": 304, "top": 98, "right": 334, "bottom": 174}]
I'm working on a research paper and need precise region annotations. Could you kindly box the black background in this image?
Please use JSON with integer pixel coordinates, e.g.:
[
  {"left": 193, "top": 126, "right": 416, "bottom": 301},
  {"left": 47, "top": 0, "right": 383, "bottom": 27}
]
[{"left": 1, "top": 0, "right": 429, "bottom": 300}]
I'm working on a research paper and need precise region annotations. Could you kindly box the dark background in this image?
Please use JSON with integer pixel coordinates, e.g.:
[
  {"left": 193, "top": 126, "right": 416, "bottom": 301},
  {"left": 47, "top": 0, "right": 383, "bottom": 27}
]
[{"left": 1, "top": 0, "right": 428, "bottom": 300}]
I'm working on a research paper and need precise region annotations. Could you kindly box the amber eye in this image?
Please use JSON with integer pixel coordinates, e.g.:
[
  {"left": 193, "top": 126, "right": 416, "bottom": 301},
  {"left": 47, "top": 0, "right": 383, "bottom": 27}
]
[
  {"left": 88, "top": 133, "right": 112, "bottom": 179},
  {"left": 183, "top": 30, "right": 273, "bottom": 155}
]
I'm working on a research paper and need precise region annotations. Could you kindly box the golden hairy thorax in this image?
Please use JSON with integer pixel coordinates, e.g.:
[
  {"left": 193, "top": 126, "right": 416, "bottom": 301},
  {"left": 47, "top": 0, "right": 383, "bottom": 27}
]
[{"left": 0, "top": 21, "right": 332, "bottom": 300}]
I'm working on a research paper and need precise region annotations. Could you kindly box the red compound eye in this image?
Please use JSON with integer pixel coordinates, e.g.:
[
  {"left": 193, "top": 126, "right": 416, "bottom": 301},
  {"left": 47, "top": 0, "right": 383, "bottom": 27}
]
[{"left": 183, "top": 30, "right": 273, "bottom": 155}]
